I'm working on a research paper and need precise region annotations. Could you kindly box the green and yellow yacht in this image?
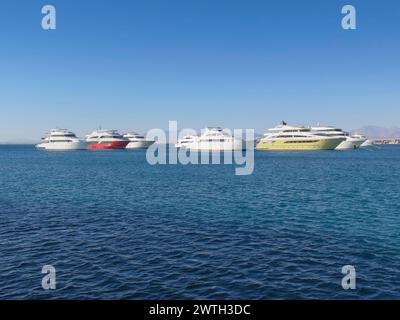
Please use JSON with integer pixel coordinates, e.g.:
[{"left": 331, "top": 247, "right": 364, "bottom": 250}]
[{"left": 256, "top": 121, "right": 345, "bottom": 151}]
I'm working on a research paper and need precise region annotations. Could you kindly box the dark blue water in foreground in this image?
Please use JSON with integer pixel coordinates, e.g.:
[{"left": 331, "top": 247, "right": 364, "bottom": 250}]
[{"left": 0, "top": 145, "right": 399, "bottom": 299}]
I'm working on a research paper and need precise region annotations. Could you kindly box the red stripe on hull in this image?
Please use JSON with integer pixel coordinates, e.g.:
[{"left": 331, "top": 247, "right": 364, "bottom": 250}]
[{"left": 88, "top": 141, "right": 129, "bottom": 150}]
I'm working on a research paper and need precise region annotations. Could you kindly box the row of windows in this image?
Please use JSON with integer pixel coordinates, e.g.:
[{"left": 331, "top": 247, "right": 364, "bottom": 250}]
[
  {"left": 200, "top": 139, "right": 228, "bottom": 142},
  {"left": 277, "top": 135, "right": 314, "bottom": 138},
  {"left": 318, "top": 133, "right": 346, "bottom": 137},
  {"left": 284, "top": 140, "right": 319, "bottom": 144},
  {"left": 51, "top": 134, "right": 76, "bottom": 138},
  {"left": 90, "top": 136, "right": 122, "bottom": 139}
]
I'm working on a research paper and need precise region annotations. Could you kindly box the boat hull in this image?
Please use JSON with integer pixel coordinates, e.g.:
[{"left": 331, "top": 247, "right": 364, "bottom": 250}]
[
  {"left": 256, "top": 137, "right": 344, "bottom": 151},
  {"left": 36, "top": 141, "right": 87, "bottom": 151},
  {"left": 360, "top": 139, "right": 374, "bottom": 147},
  {"left": 336, "top": 138, "right": 367, "bottom": 150},
  {"left": 125, "top": 140, "right": 154, "bottom": 149},
  {"left": 88, "top": 141, "right": 129, "bottom": 150}
]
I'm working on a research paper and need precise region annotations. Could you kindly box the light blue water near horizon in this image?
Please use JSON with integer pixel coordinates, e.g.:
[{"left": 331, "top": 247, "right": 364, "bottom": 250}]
[{"left": 0, "top": 145, "right": 399, "bottom": 299}]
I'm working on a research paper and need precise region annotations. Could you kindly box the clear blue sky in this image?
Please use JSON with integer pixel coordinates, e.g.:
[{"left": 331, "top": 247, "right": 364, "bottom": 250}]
[{"left": 0, "top": 0, "right": 399, "bottom": 142}]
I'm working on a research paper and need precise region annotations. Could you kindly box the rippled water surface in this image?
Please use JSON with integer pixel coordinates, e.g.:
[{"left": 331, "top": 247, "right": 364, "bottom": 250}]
[{"left": 0, "top": 145, "right": 399, "bottom": 299}]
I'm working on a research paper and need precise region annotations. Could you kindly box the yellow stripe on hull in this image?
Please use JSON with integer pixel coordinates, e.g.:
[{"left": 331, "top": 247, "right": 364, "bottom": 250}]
[{"left": 256, "top": 138, "right": 344, "bottom": 151}]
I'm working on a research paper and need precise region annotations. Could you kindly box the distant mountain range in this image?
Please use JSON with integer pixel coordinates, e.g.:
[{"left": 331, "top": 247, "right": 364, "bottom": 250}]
[{"left": 352, "top": 126, "right": 400, "bottom": 139}]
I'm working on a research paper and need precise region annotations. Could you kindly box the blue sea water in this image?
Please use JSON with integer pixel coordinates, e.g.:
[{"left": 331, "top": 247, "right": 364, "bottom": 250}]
[{"left": 0, "top": 145, "right": 399, "bottom": 300}]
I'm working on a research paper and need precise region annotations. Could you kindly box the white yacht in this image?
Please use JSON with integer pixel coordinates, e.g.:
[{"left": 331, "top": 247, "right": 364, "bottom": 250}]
[
  {"left": 123, "top": 132, "right": 154, "bottom": 149},
  {"left": 176, "top": 127, "right": 245, "bottom": 151},
  {"left": 311, "top": 126, "right": 367, "bottom": 150},
  {"left": 36, "top": 129, "right": 87, "bottom": 150},
  {"left": 256, "top": 122, "right": 345, "bottom": 150}
]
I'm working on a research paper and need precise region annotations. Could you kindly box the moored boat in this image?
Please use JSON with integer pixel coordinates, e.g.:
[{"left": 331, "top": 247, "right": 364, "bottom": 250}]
[
  {"left": 176, "top": 127, "right": 245, "bottom": 151},
  {"left": 256, "top": 122, "right": 344, "bottom": 151},
  {"left": 36, "top": 129, "right": 87, "bottom": 151},
  {"left": 123, "top": 132, "right": 154, "bottom": 149},
  {"left": 86, "top": 129, "right": 129, "bottom": 149},
  {"left": 311, "top": 126, "right": 367, "bottom": 150}
]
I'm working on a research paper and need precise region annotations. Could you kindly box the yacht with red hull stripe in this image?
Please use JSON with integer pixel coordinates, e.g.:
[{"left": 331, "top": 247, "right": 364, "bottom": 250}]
[{"left": 85, "top": 129, "right": 129, "bottom": 150}]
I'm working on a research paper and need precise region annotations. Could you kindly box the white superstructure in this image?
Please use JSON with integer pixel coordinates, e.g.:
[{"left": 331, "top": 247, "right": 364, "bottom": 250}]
[
  {"left": 123, "top": 132, "right": 154, "bottom": 149},
  {"left": 176, "top": 127, "right": 245, "bottom": 151},
  {"left": 36, "top": 129, "right": 87, "bottom": 150},
  {"left": 175, "top": 135, "right": 198, "bottom": 149}
]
